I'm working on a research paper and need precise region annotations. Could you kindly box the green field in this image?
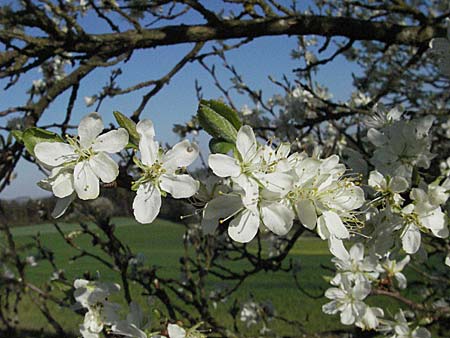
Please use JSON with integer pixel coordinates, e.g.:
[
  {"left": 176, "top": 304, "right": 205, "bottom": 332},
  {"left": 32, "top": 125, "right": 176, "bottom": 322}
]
[{"left": 1, "top": 218, "right": 406, "bottom": 337}]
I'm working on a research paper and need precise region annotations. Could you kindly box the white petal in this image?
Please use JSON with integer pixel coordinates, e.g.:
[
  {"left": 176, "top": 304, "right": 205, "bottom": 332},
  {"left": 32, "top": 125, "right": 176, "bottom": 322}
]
[
  {"left": 340, "top": 304, "right": 355, "bottom": 325},
  {"left": 201, "top": 195, "right": 242, "bottom": 234},
  {"left": 260, "top": 202, "right": 294, "bottom": 236},
  {"left": 112, "top": 321, "right": 146, "bottom": 338},
  {"left": 89, "top": 152, "right": 119, "bottom": 184},
  {"left": 317, "top": 215, "right": 330, "bottom": 239},
  {"left": 208, "top": 154, "right": 240, "bottom": 177},
  {"left": 402, "top": 223, "right": 421, "bottom": 254},
  {"left": 395, "top": 255, "right": 410, "bottom": 271},
  {"left": 368, "top": 170, "right": 385, "bottom": 189},
  {"left": 322, "top": 211, "right": 349, "bottom": 239},
  {"left": 52, "top": 194, "right": 75, "bottom": 218},
  {"left": 295, "top": 199, "right": 317, "bottom": 230},
  {"left": 349, "top": 243, "right": 364, "bottom": 261},
  {"left": 163, "top": 140, "right": 199, "bottom": 170},
  {"left": 52, "top": 171, "right": 74, "bottom": 198},
  {"left": 395, "top": 273, "right": 407, "bottom": 289},
  {"left": 236, "top": 125, "right": 257, "bottom": 162},
  {"left": 322, "top": 300, "right": 340, "bottom": 314},
  {"left": 136, "top": 120, "right": 159, "bottom": 166},
  {"left": 78, "top": 112, "right": 104, "bottom": 148},
  {"left": 74, "top": 162, "right": 100, "bottom": 200},
  {"left": 160, "top": 174, "right": 199, "bottom": 198},
  {"left": 92, "top": 128, "right": 129, "bottom": 153},
  {"left": 258, "top": 172, "right": 293, "bottom": 195},
  {"left": 34, "top": 142, "right": 76, "bottom": 166},
  {"left": 390, "top": 176, "right": 409, "bottom": 193},
  {"left": 329, "top": 236, "right": 349, "bottom": 261},
  {"left": 132, "top": 183, "right": 161, "bottom": 224},
  {"left": 232, "top": 175, "right": 259, "bottom": 211},
  {"left": 228, "top": 209, "right": 259, "bottom": 243},
  {"left": 167, "top": 324, "right": 186, "bottom": 338}
]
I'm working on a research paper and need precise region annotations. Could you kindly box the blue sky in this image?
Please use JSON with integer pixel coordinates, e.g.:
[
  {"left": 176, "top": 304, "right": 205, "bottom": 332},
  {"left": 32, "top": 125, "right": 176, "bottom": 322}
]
[{"left": 0, "top": 5, "right": 359, "bottom": 199}]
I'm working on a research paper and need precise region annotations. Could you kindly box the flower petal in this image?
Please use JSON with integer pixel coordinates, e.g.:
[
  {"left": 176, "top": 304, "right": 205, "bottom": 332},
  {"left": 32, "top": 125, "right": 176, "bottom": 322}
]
[
  {"left": 258, "top": 172, "right": 293, "bottom": 195},
  {"left": 92, "top": 128, "right": 129, "bottom": 153},
  {"left": 132, "top": 183, "right": 161, "bottom": 224},
  {"left": 236, "top": 125, "right": 257, "bottom": 162},
  {"left": 260, "top": 202, "right": 294, "bottom": 236},
  {"left": 208, "top": 154, "right": 240, "bottom": 177},
  {"left": 78, "top": 112, "right": 104, "bottom": 148},
  {"left": 402, "top": 223, "right": 421, "bottom": 254},
  {"left": 89, "top": 152, "right": 119, "bottom": 183},
  {"left": 349, "top": 243, "right": 364, "bottom": 261},
  {"left": 201, "top": 195, "right": 242, "bottom": 234},
  {"left": 167, "top": 324, "right": 186, "bottom": 338},
  {"left": 136, "top": 120, "right": 159, "bottom": 166},
  {"left": 390, "top": 176, "right": 408, "bottom": 193},
  {"left": 52, "top": 194, "right": 75, "bottom": 218},
  {"left": 228, "top": 209, "right": 259, "bottom": 243},
  {"left": 74, "top": 162, "right": 100, "bottom": 200},
  {"left": 322, "top": 211, "right": 349, "bottom": 239},
  {"left": 160, "top": 174, "right": 199, "bottom": 198},
  {"left": 232, "top": 175, "right": 259, "bottom": 211},
  {"left": 329, "top": 236, "right": 349, "bottom": 261},
  {"left": 162, "top": 140, "right": 199, "bottom": 170},
  {"left": 34, "top": 142, "right": 76, "bottom": 166},
  {"left": 52, "top": 170, "right": 74, "bottom": 198},
  {"left": 295, "top": 199, "right": 317, "bottom": 230}
]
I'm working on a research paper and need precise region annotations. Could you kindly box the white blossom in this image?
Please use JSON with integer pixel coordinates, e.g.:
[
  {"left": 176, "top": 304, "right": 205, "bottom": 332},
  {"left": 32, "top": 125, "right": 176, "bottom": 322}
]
[
  {"left": 132, "top": 119, "right": 199, "bottom": 224},
  {"left": 74, "top": 279, "right": 122, "bottom": 338},
  {"left": 379, "top": 255, "right": 410, "bottom": 290},
  {"left": 35, "top": 112, "right": 128, "bottom": 202},
  {"left": 322, "top": 277, "right": 371, "bottom": 326},
  {"left": 368, "top": 114, "right": 435, "bottom": 182}
]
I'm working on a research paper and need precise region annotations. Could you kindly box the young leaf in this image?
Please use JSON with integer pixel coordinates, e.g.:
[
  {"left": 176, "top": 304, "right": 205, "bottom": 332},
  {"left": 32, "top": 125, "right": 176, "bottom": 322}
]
[
  {"left": 209, "top": 138, "right": 235, "bottom": 154},
  {"left": 113, "top": 111, "right": 140, "bottom": 145},
  {"left": 197, "top": 103, "right": 237, "bottom": 143},
  {"left": 22, "top": 128, "right": 64, "bottom": 156},
  {"left": 201, "top": 99, "right": 242, "bottom": 130}
]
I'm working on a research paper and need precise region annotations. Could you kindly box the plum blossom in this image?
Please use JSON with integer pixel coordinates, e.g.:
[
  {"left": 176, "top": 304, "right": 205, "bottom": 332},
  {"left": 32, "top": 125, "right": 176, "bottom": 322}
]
[
  {"left": 74, "top": 279, "right": 122, "bottom": 338},
  {"left": 111, "top": 302, "right": 148, "bottom": 338},
  {"left": 132, "top": 119, "right": 199, "bottom": 224},
  {"left": 329, "top": 239, "right": 379, "bottom": 284},
  {"left": 369, "top": 170, "right": 408, "bottom": 206},
  {"left": 201, "top": 188, "right": 295, "bottom": 243},
  {"left": 322, "top": 277, "right": 371, "bottom": 326},
  {"left": 401, "top": 181, "right": 449, "bottom": 254},
  {"left": 208, "top": 125, "right": 293, "bottom": 207},
  {"left": 379, "top": 310, "right": 431, "bottom": 338},
  {"left": 35, "top": 113, "right": 129, "bottom": 201},
  {"left": 368, "top": 112, "right": 435, "bottom": 182},
  {"left": 288, "top": 154, "right": 365, "bottom": 248},
  {"left": 379, "top": 255, "right": 410, "bottom": 290}
]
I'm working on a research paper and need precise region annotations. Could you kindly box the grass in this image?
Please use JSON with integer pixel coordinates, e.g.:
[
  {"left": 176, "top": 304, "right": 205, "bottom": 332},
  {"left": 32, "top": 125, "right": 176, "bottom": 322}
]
[{"left": 0, "top": 218, "right": 408, "bottom": 337}]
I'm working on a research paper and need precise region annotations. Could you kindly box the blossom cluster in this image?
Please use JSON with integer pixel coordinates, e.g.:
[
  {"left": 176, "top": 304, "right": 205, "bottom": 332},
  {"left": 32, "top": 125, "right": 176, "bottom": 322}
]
[
  {"left": 202, "top": 124, "right": 365, "bottom": 254},
  {"left": 26, "top": 99, "right": 450, "bottom": 337},
  {"left": 73, "top": 279, "right": 205, "bottom": 338}
]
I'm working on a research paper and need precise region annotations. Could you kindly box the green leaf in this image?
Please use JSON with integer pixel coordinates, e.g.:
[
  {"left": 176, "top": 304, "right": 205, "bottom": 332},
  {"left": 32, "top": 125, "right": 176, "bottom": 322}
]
[
  {"left": 209, "top": 138, "right": 235, "bottom": 154},
  {"left": 22, "top": 128, "right": 64, "bottom": 157},
  {"left": 113, "top": 111, "right": 140, "bottom": 146},
  {"left": 201, "top": 99, "right": 242, "bottom": 130},
  {"left": 197, "top": 103, "right": 237, "bottom": 143},
  {"left": 11, "top": 130, "right": 23, "bottom": 143}
]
